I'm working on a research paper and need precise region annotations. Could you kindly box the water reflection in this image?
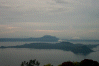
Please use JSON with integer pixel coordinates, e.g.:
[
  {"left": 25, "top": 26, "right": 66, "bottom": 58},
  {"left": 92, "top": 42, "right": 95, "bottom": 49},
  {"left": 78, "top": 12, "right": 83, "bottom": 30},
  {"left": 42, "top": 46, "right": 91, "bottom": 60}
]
[
  {"left": 0, "top": 41, "right": 99, "bottom": 66},
  {"left": 0, "top": 48, "right": 99, "bottom": 66}
]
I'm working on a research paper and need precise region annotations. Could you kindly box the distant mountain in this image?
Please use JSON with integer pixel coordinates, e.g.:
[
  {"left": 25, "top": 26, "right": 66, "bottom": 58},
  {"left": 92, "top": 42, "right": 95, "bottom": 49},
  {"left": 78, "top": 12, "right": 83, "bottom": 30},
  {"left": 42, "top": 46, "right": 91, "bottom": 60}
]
[
  {"left": 62, "top": 39, "right": 99, "bottom": 42},
  {"left": 38, "top": 35, "right": 59, "bottom": 42},
  {"left": 0, "top": 35, "right": 59, "bottom": 42},
  {"left": 0, "top": 41, "right": 98, "bottom": 55}
]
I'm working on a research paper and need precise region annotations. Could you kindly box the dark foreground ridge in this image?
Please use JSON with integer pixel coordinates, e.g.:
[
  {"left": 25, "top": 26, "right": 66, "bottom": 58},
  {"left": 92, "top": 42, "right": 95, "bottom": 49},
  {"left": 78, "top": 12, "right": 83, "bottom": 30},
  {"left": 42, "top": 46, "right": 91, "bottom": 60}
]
[{"left": 0, "top": 42, "right": 99, "bottom": 55}]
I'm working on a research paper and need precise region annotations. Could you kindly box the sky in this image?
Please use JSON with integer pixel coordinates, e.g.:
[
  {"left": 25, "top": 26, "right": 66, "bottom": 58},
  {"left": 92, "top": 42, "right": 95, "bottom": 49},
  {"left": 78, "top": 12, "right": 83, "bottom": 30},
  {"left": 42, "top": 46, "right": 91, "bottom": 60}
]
[{"left": 0, "top": 0, "right": 99, "bottom": 40}]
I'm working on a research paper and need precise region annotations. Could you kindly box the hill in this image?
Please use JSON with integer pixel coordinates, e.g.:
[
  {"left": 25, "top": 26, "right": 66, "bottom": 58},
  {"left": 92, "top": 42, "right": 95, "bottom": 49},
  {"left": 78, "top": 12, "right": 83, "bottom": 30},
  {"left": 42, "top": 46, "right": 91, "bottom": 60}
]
[{"left": 0, "top": 35, "right": 59, "bottom": 42}]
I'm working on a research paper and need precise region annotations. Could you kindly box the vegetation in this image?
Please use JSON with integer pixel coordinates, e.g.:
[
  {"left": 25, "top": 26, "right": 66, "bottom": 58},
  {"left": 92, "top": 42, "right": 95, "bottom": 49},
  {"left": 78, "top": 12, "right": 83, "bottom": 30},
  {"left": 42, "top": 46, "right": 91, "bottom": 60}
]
[
  {"left": 21, "top": 59, "right": 99, "bottom": 66},
  {"left": 44, "top": 63, "right": 53, "bottom": 66},
  {"left": 21, "top": 59, "right": 40, "bottom": 66}
]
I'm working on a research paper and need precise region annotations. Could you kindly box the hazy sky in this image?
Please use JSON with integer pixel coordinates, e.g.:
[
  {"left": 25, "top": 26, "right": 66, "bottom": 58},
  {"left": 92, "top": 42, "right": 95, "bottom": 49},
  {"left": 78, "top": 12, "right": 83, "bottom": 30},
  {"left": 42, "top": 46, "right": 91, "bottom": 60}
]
[{"left": 0, "top": 0, "right": 99, "bottom": 39}]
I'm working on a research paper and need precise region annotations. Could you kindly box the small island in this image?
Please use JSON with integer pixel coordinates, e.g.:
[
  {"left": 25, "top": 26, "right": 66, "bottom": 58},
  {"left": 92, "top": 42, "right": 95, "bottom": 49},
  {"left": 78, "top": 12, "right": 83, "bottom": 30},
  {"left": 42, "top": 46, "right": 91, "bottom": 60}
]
[{"left": 0, "top": 41, "right": 98, "bottom": 55}]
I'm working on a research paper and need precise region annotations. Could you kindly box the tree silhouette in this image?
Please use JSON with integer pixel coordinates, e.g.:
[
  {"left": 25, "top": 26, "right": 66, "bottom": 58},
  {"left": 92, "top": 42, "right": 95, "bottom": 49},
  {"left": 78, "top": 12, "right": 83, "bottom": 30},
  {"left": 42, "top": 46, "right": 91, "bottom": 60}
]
[
  {"left": 80, "top": 59, "right": 98, "bottom": 66},
  {"left": 20, "top": 59, "right": 99, "bottom": 66},
  {"left": 21, "top": 59, "right": 40, "bottom": 66},
  {"left": 44, "top": 63, "right": 53, "bottom": 66},
  {"left": 62, "top": 61, "right": 74, "bottom": 66}
]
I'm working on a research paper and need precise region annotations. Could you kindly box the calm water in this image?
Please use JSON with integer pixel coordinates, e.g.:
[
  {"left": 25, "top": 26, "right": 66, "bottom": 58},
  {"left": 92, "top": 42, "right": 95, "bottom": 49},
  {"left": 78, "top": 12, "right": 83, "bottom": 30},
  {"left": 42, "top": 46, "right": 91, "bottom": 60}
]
[{"left": 0, "top": 41, "right": 99, "bottom": 66}]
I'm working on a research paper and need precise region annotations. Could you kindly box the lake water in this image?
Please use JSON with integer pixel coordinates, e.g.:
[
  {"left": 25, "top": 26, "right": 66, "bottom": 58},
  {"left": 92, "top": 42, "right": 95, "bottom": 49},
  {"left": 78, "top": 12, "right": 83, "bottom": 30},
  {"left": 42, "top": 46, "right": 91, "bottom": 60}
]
[{"left": 0, "top": 41, "right": 99, "bottom": 66}]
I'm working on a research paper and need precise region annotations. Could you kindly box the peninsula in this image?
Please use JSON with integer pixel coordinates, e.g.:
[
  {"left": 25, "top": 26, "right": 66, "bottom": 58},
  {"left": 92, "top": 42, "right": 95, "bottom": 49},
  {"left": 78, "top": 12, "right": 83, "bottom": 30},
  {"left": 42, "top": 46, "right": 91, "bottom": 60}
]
[{"left": 0, "top": 41, "right": 99, "bottom": 55}]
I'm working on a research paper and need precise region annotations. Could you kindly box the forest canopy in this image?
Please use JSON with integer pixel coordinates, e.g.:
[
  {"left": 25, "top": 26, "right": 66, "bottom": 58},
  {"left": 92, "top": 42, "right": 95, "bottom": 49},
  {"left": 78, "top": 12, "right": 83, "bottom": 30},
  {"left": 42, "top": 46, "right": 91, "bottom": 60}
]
[{"left": 21, "top": 59, "right": 99, "bottom": 66}]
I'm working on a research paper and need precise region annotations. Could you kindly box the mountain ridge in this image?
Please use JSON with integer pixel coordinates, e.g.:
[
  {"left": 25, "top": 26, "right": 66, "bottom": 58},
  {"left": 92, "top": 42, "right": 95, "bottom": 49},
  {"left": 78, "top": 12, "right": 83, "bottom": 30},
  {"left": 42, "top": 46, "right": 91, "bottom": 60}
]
[{"left": 0, "top": 35, "right": 59, "bottom": 42}]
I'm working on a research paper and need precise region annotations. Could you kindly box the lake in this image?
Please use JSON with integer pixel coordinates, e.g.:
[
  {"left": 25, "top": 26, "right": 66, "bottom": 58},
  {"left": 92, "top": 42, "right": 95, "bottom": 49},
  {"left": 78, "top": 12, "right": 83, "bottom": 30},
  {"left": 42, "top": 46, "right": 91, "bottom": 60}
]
[{"left": 0, "top": 41, "right": 99, "bottom": 66}]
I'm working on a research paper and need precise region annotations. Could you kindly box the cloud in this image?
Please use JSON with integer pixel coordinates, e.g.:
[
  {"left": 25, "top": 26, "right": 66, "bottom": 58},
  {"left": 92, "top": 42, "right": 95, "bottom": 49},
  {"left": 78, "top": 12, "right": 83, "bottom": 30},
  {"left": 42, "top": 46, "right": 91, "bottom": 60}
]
[
  {"left": 0, "top": 0, "right": 63, "bottom": 12},
  {"left": 71, "top": 37, "right": 81, "bottom": 40},
  {"left": 1, "top": 0, "right": 99, "bottom": 23},
  {"left": 33, "top": 30, "right": 63, "bottom": 33},
  {"left": 54, "top": 0, "right": 69, "bottom": 4},
  {"left": 0, "top": 0, "right": 99, "bottom": 39}
]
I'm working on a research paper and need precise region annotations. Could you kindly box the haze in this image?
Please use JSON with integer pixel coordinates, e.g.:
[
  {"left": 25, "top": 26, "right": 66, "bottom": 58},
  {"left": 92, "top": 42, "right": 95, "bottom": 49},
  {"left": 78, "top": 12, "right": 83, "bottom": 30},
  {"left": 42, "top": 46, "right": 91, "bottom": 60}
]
[{"left": 0, "top": 0, "right": 99, "bottom": 40}]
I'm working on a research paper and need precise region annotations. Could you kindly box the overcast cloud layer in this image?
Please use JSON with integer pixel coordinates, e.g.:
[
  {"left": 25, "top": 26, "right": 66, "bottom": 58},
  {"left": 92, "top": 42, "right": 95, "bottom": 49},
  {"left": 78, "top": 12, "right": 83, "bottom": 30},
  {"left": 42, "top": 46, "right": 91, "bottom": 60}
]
[{"left": 0, "top": 0, "right": 99, "bottom": 39}]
